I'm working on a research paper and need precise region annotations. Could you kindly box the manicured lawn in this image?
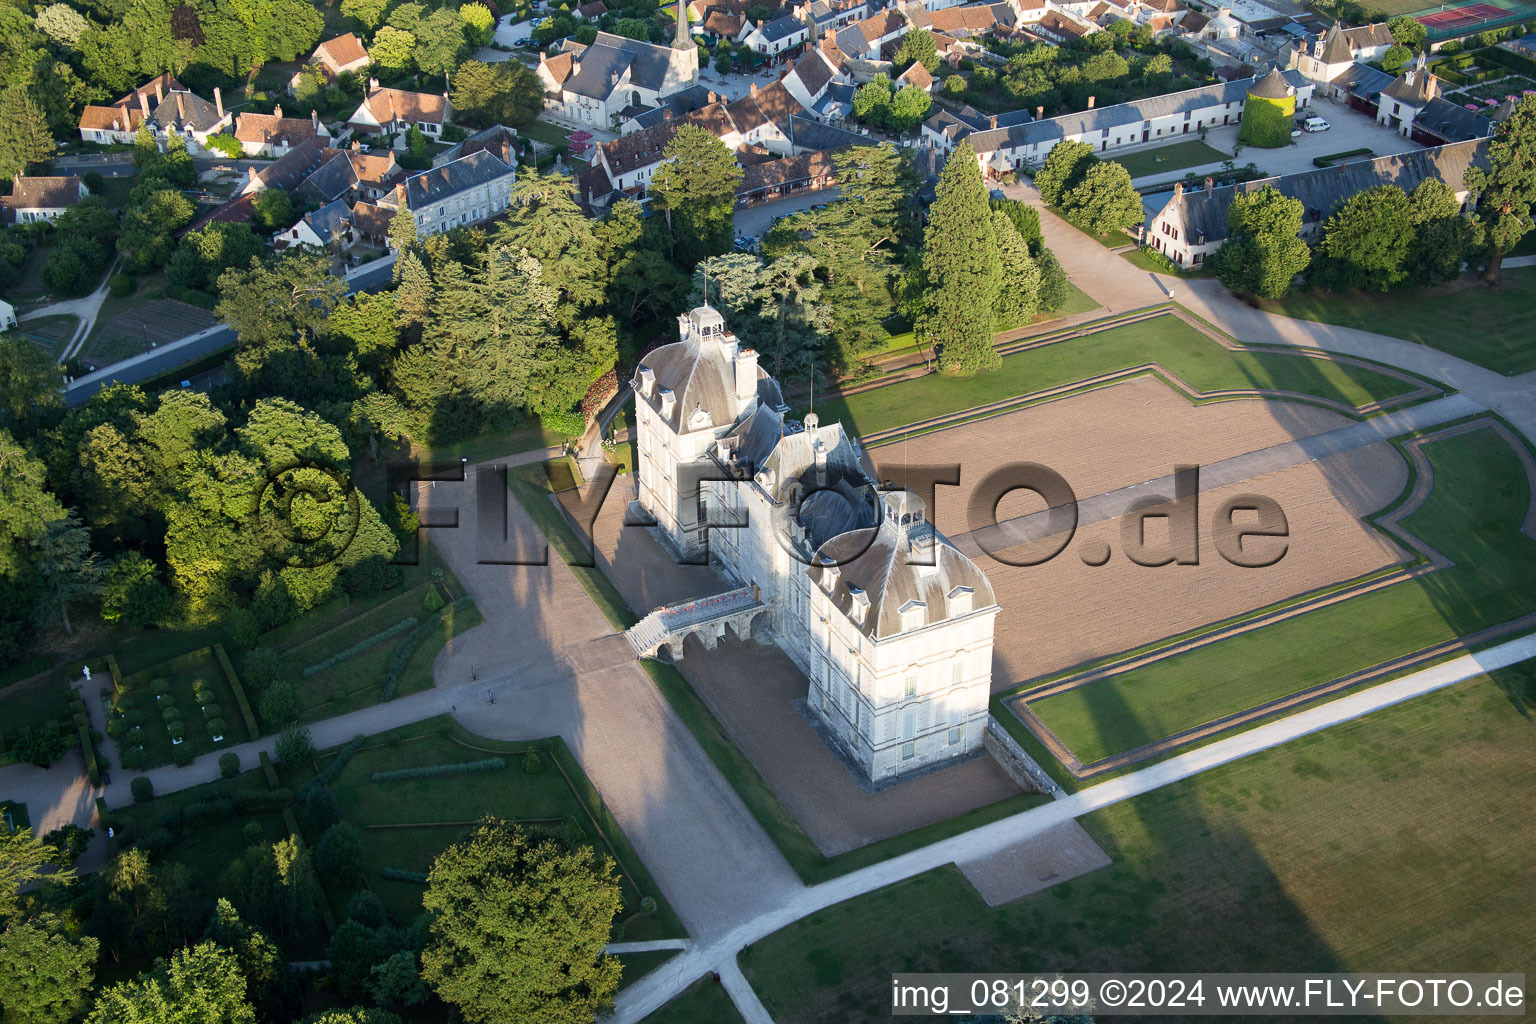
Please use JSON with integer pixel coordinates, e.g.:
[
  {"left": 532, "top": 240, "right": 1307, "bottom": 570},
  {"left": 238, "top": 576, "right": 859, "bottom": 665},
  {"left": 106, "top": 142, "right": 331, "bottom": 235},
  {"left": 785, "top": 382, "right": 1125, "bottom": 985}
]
[
  {"left": 275, "top": 581, "right": 479, "bottom": 722},
  {"left": 1260, "top": 268, "right": 1536, "bottom": 376},
  {"left": 812, "top": 312, "right": 1424, "bottom": 439},
  {"left": 521, "top": 120, "right": 573, "bottom": 148},
  {"left": 94, "top": 175, "right": 139, "bottom": 210},
  {"left": 741, "top": 669, "right": 1536, "bottom": 1024},
  {"left": 1107, "top": 139, "right": 1230, "bottom": 179},
  {"left": 618, "top": 950, "right": 679, "bottom": 990},
  {"left": 855, "top": 280, "right": 1101, "bottom": 363},
  {"left": 641, "top": 973, "right": 746, "bottom": 1024},
  {"left": 399, "top": 418, "right": 565, "bottom": 466},
  {"left": 1029, "top": 425, "right": 1536, "bottom": 764},
  {"left": 279, "top": 717, "right": 686, "bottom": 941},
  {"left": 0, "top": 668, "right": 72, "bottom": 753}
]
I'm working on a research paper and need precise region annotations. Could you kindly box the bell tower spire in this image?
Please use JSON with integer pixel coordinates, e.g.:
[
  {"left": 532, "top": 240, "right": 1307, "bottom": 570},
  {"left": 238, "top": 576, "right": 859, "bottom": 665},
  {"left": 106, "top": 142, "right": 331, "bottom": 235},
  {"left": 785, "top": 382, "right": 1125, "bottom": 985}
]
[{"left": 674, "top": 0, "right": 691, "bottom": 49}]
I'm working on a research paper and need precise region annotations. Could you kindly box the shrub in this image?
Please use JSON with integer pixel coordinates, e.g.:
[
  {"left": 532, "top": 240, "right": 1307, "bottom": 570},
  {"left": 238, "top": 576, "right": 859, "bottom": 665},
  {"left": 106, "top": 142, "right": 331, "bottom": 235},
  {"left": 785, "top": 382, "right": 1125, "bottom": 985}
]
[
  {"left": 14, "top": 729, "right": 70, "bottom": 767},
  {"left": 380, "top": 599, "right": 469, "bottom": 700},
  {"left": 369, "top": 757, "right": 505, "bottom": 783},
  {"left": 379, "top": 867, "right": 428, "bottom": 883},
  {"left": 205, "top": 132, "right": 244, "bottom": 157},
  {"left": 275, "top": 726, "right": 315, "bottom": 764},
  {"left": 166, "top": 721, "right": 185, "bottom": 740},
  {"left": 315, "top": 822, "right": 366, "bottom": 887},
  {"left": 301, "top": 616, "right": 418, "bottom": 677},
  {"left": 120, "top": 748, "right": 145, "bottom": 771},
  {"left": 259, "top": 679, "right": 298, "bottom": 729},
  {"left": 171, "top": 743, "right": 196, "bottom": 766},
  {"left": 228, "top": 608, "right": 263, "bottom": 649},
  {"left": 346, "top": 890, "right": 388, "bottom": 928},
  {"left": 124, "top": 726, "right": 145, "bottom": 745},
  {"left": 243, "top": 821, "right": 265, "bottom": 844},
  {"left": 640, "top": 895, "right": 657, "bottom": 914},
  {"left": 131, "top": 776, "right": 153, "bottom": 803},
  {"left": 107, "top": 273, "right": 135, "bottom": 297},
  {"left": 141, "top": 827, "right": 174, "bottom": 854},
  {"left": 232, "top": 789, "right": 293, "bottom": 814},
  {"left": 313, "top": 734, "right": 367, "bottom": 787},
  {"left": 295, "top": 782, "right": 340, "bottom": 831},
  {"left": 242, "top": 647, "right": 283, "bottom": 692},
  {"left": 423, "top": 589, "right": 445, "bottom": 614},
  {"left": 202, "top": 703, "right": 223, "bottom": 720},
  {"left": 161, "top": 704, "right": 182, "bottom": 722},
  {"left": 219, "top": 752, "right": 240, "bottom": 778},
  {"left": 522, "top": 749, "right": 541, "bottom": 776},
  {"left": 207, "top": 718, "right": 227, "bottom": 739},
  {"left": 150, "top": 679, "right": 170, "bottom": 697}
]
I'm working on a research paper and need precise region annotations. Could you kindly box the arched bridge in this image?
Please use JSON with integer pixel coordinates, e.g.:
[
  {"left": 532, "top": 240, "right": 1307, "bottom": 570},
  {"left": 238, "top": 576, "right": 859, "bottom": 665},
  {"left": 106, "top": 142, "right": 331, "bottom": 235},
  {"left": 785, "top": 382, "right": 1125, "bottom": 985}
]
[{"left": 624, "top": 586, "right": 768, "bottom": 660}]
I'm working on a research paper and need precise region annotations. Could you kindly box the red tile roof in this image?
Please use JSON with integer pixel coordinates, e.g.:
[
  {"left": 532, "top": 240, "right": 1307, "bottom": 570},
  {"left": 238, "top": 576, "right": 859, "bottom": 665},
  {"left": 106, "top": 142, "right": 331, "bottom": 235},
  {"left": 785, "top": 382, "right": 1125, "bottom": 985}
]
[{"left": 314, "top": 33, "right": 369, "bottom": 71}]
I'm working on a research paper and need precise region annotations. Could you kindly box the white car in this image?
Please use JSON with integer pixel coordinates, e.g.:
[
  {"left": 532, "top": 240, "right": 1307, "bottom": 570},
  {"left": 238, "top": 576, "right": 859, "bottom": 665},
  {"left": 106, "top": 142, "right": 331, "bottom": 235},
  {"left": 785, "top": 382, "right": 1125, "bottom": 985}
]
[{"left": 1302, "top": 117, "right": 1331, "bottom": 133}]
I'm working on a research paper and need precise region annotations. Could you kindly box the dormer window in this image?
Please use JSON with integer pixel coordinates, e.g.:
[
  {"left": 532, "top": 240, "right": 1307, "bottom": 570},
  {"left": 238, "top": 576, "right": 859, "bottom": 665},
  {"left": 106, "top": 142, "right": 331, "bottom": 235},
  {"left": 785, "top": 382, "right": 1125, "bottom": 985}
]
[
  {"left": 688, "top": 405, "right": 711, "bottom": 430},
  {"left": 897, "top": 599, "right": 926, "bottom": 632},
  {"left": 822, "top": 562, "right": 840, "bottom": 591},
  {"left": 637, "top": 366, "right": 655, "bottom": 397},
  {"left": 948, "top": 585, "right": 973, "bottom": 616},
  {"left": 846, "top": 584, "right": 869, "bottom": 626},
  {"left": 658, "top": 386, "right": 676, "bottom": 420}
]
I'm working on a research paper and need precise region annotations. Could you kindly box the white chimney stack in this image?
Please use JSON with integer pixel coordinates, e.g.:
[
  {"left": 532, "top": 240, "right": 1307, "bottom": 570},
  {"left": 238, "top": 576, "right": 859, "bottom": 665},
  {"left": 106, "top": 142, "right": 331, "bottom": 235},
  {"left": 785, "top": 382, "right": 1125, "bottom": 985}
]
[
  {"left": 734, "top": 345, "right": 758, "bottom": 403},
  {"left": 214, "top": 86, "right": 223, "bottom": 117}
]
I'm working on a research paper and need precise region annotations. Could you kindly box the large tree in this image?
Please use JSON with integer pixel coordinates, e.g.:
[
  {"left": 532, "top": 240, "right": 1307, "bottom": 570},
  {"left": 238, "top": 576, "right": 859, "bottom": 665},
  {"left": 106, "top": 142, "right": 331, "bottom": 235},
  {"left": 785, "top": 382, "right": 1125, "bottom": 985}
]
[
  {"left": 1206, "top": 185, "right": 1310, "bottom": 299},
  {"left": 1316, "top": 184, "right": 1415, "bottom": 292},
  {"left": 0, "top": 432, "right": 65, "bottom": 580},
  {"left": 991, "top": 209, "right": 1041, "bottom": 329},
  {"left": 0, "top": 86, "right": 56, "bottom": 179},
  {"left": 86, "top": 942, "right": 255, "bottom": 1024},
  {"left": 414, "top": 7, "right": 468, "bottom": 76},
  {"left": 1464, "top": 94, "right": 1536, "bottom": 283},
  {"left": 29, "top": 512, "right": 101, "bottom": 634},
  {"left": 450, "top": 60, "right": 542, "bottom": 128},
  {"left": 0, "top": 916, "right": 98, "bottom": 1024},
  {"left": 215, "top": 250, "right": 348, "bottom": 370},
  {"left": 919, "top": 141, "right": 1002, "bottom": 376},
  {"left": 0, "top": 829, "right": 72, "bottom": 918},
  {"left": 649, "top": 123, "right": 743, "bottom": 267},
  {"left": 1031, "top": 139, "right": 1095, "bottom": 207},
  {"left": 1405, "top": 176, "right": 1474, "bottom": 286},
  {"left": 1060, "top": 160, "right": 1143, "bottom": 236},
  {"left": 496, "top": 170, "right": 608, "bottom": 323},
  {"left": 420, "top": 818, "right": 622, "bottom": 1024}
]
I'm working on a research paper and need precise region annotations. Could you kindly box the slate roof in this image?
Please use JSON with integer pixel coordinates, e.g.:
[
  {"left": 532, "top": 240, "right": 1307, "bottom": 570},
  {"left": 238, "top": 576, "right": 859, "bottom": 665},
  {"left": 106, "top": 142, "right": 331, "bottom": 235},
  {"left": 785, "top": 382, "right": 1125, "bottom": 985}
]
[
  {"left": 1249, "top": 65, "right": 1295, "bottom": 98},
  {"left": 1415, "top": 96, "right": 1493, "bottom": 142},
  {"left": 809, "top": 504, "right": 996, "bottom": 639},
  {"left": 1319, "top": 25, "right": 1353, "bottom": 63},
  {"left": 788, "top": 114, "right": 867, "bottom": 149},
  {"left": 758, "top": 13, "right": 807, "bottom": 40},
  {"left": 959, "top": 70, "right": 1308, "bottom": 154},
  {"left": 313, "top": 33, "right": 369, "bottom": 70},
  {"left": 1383, "top": 62, "right": 1436, "bottom": 105},
  {"left": 152, "top": 89, "right": 225, "bottom": 132},
  {"left": 246, "top": 139, "right": 336, "bottom": 192},
  {"left": 628, "top": 85, "right": 720, "bottom": 129},
  {"left": 1329, "top": 60, "right": 1394, "bottom": 99},
  {"left": 300, "top": 198, "right": 353, "bottom": 243},
  {"left": 727, "top": 82, "right": 805, "bottom": 132},
  {"left": 593, "top": 31, "right": 678, "bottom": 91},
  {"left": 1163, "top": 139, "right": 1489, "bottom": 242},
  {"left": 398, "top": 150, "right": 514, "bottom": 208},
  {"left": 296, "top": 151, "right": 359, "bottom": 203},
  {"left": 1341, "top": 23, "right": 1393, "bottom": 49},
  {"left": 79, "top": 73, "right": 183, "bottom": 133},
  {"left": 565, "top": 44, "right": 637, "bottom": 99},
  {"left": 635, "top": 308, "right": 765, "bottom": 432},
  {"left": 787, "top": 49, "right": 839, "bottom": 98},
  {"left": 7, "top": 176, "right": 84, "bottom": 210}
]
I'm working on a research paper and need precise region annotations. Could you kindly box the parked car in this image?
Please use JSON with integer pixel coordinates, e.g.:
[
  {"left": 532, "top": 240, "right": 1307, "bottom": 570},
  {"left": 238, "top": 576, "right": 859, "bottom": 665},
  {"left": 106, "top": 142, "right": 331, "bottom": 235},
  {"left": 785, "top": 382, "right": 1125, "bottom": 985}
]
[
  {"left": 733, "top": 235, "right": 757, "bottom": 253},
  {"left": 1302, "top": 116, "right": 1331, "bottom": 132}
]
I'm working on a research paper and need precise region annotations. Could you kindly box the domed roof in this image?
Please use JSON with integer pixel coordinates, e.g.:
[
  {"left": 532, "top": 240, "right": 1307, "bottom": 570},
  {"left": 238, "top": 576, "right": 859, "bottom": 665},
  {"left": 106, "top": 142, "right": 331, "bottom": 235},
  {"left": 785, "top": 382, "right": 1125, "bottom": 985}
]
[
  {"left": 1249, "top": 65, "right": 1295, "bottom": 100},
  {"left": 808, "top": 492, "right": 997, "bottom": 640},
  {"left": 636, "top": 305, "right": 762, "bottom": 433}
]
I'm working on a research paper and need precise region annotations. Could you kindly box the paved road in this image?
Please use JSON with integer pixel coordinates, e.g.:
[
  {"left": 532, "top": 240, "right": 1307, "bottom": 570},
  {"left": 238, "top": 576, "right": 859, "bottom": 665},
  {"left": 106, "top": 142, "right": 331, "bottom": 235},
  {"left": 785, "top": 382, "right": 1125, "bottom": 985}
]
[{"left": 62, "top": 258, "right": 397, "bottom": 406}]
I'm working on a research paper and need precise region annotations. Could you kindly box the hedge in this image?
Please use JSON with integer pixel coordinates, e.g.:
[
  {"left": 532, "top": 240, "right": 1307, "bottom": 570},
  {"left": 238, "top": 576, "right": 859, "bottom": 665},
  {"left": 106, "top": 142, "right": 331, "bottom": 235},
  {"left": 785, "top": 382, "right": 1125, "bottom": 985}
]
[
  {"left": 1313, "top": 147, "right": 1374, "bottom": 167},
  {"left": 259, "top": 750, "right": 281, "bottom": 789},
  {"left": 369, "top": 757, "right": 505, "bottom": 783},
  {"left": 301, "top": 616, "right": 418, "bottom": 677},
  {"left": 215, "top": 644, "right": 260, "bottom": 741},
  {"left": 379, "top": 598, "right": 474, "bottom": 700},
  {"left": 313, "top": 734, "right": 366, "bottom": 787},
  {"left": 1479, "top": 44, "right": 1536, "bottom": 77},
  {"left": 380, "top": 867, "right": 429, "bottom": 883}
]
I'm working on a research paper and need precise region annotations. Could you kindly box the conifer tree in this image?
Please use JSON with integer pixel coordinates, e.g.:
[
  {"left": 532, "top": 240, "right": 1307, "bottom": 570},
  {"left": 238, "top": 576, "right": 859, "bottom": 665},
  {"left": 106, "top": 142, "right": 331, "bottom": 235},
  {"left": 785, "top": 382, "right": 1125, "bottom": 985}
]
[{"left": 919, "top": 142, "right": 1002, "bottom": 376}]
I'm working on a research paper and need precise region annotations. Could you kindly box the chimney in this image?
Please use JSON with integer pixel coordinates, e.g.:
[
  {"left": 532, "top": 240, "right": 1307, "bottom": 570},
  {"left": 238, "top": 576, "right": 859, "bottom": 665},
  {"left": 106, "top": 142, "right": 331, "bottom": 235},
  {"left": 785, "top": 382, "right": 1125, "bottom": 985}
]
[
  {"left": 275, "top": 103, "right": 284, "bottom": 119},
  {"left": 248, "top": 166, "right": 259, "bottom": 185},
  {"left": 750, "top": 81, "right": 758, "bottom": 94},
  {"left": 1172, "top": 181, "right": 1183, "bottom": 197},
  {"left": 369, "top": 77, "right": 379, "bottom": 90},
  {"left": 312, "top": 110, "right": 320, "bottom": 131},
  {"left": 214, "top": 86, "right": 223, "bottom": 118},
  {"left": 734, "top": 346, "right": 759, "bottom": 402},
  {"left": 1204, "top": 176, "right": 1213, "bottom": 193},
  {"left": 1087, "top": 95, "right": 1095, "bottom": 108},
  {"left": 708, "top": 89, "right": 718, "bottom": 102},
  {"left": 352, "top": 139, "right": 362, "bottom": 151},
  {"left": 1036, "top": 105, "right": 1044, "bottom": 119},
  {"left": 176, "top": 92, "right": 185, "bottom": 120},
  {"left": 989, "top": 114, "right": 997, "bottom": 129},
  {"left": 155, "top": 81, "right": 164, "bottom": 102},
  {"left": 140, "top": 90, "right": 151, "bottom": 118}
]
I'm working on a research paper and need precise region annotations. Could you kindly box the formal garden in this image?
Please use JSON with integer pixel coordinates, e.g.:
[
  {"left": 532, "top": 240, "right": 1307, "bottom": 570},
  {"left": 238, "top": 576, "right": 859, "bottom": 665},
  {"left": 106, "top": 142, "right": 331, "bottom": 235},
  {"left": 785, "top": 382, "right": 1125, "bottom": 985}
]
[
  {"left": 105, "top": 646, "right": 254, "bottom": 771},
  {"left": 0, "top": 662, "right": 78, "bottom": 769}
]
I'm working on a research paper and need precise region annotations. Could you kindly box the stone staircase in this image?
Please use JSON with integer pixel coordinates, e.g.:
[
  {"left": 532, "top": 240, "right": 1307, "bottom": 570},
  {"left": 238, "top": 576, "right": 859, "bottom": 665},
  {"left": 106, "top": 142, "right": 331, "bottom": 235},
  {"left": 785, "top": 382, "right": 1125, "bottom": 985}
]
[{"left": 624, "top": 585, "right": 764, "bottom": 659}]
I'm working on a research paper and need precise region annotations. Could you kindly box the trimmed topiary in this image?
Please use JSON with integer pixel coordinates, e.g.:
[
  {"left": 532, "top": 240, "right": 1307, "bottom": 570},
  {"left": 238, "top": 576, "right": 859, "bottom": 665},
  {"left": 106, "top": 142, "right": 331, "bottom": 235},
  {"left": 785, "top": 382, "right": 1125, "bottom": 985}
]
[
  {"left": 161, "top": 704, "right": 181, "bottom": 722},
  {"left": 219, "top": 752, "right": 240, "bottom": 778},
  {"left": 171, "top": 743, "right": 196, "bottom": 766},
  {"left": 166, "top": 721, "right": 185, "bottom": 741},
  {"left": 207, "top": 718, "right": 227, "bottom": 740},
  {"left": 131, "top": 776, "right": 153, "bottom": 803}
]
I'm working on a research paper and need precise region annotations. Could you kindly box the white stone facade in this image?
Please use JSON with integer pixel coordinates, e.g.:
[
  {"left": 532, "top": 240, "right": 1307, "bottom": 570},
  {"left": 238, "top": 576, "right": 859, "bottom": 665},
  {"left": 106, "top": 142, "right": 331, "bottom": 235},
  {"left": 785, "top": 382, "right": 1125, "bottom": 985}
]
[{"left": 632, "top": 305, "right": 1000, "bottom": 783}]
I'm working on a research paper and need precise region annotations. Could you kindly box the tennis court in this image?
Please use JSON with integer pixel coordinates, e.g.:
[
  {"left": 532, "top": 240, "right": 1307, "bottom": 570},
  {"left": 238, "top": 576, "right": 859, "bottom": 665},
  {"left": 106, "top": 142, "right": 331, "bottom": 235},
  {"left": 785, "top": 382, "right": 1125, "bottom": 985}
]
[{"left": 1413, "top": 0, "right": 1536, "bottom": 34}]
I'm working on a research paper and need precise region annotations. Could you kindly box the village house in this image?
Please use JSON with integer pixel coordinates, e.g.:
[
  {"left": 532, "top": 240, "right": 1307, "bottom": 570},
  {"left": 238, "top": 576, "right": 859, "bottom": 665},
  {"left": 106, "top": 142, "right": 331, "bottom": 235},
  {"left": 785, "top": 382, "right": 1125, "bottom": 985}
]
[
  {"left": 233, "top": 107, "right": 332, "bottom": 157},
  {"left": 376, "top": 149, "right": 516, "bottom": 245},
  {"left": 348, "top": 82, "right": 452, "bottom": 138},
  {"left": 538, "top": 20, "right": 701, "bottom": 129},
  {"left": 795, "top": 0, "right": 872, "bottom": 35},
  {"left": 835, "top": 8, "right": 912, "bottom": 59},
  {"left": 289, "top": 33, "right": 371, "bottom": 94},
  {"left": 780, "top": 48, "right": 846, "bottom": 111},
  {"left": 629, "top": 304, "right": 1000, "bottom": 783},
  {"left": 923, "top": 69, "right": 1314, "bottom": 176},
  {"left": 274, "top": 198, "right": 356, "bottom": 251},
  {"left": 1, "top": 174, "right": 88, "bottom": 224},
  {"left": 740, "top": 13, "right": 812, "bottom": 56},
  {"left": 77, "top": 75, "right": 232, "bottom": 152},
  {"left": 1142, "top": 138, "right": 1488, "bottom": 266}
]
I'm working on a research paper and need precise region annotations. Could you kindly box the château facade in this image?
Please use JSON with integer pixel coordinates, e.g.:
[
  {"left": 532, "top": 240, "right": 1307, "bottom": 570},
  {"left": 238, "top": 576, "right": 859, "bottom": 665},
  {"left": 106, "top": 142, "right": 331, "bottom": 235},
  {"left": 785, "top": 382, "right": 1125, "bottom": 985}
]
[{"left": 631, "top": 305, "right": 1000, "bottom": 783}]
